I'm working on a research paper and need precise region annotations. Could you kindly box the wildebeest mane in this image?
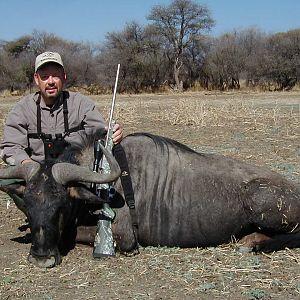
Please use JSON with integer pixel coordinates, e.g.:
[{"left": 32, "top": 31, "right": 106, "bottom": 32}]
[
  {"left": 56, "top": 145, "right": 82, "bottom": 165},
  {"left": 56, "top": 129, "right": 107, "bottom": 166},
  {"left": 56, "top": 132, "right": 199, "bottom": 166},
  {"left": 127, "top": 132, "right": 200, "bottom": 156}
]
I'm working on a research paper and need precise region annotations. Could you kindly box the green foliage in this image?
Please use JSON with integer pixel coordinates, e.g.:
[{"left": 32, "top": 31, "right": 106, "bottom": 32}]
[
  {"left": 4, "top": 36, "right": 32, "bottom": 57},
  {"left": 198, "top": 282, "right": 216, "bottom": 291},
  {"left": 244, "top": 289, "right": 267, "bottom": 299},
  {"left": 1, "top": 275, "right": 15, "bottom": 285}
]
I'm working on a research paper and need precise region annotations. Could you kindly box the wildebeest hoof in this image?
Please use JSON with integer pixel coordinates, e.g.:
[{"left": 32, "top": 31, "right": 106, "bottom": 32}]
[
  {"left": 121, "top": 247, "right": 140, "bottom": 257},
  {"left": 237, "top": 232, "right": 271, "bottom": 254},
  {"left": 237, "top": 245, "right": 253, "bottom": 253}
]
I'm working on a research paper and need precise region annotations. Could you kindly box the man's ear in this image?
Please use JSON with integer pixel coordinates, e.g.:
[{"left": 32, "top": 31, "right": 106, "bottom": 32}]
[{"left": 34, "top": 72, "right": 39, "bottom": 86}]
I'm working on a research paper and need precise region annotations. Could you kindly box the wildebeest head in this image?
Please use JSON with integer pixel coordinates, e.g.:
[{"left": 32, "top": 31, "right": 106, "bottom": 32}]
[{"left": 0, "top": 144, "right": 121, "bottom": 268}]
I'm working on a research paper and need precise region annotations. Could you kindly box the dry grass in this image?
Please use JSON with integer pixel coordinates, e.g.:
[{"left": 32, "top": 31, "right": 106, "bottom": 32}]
[{"left": 155, "top": 98, "right": 299, "bottom": 131}]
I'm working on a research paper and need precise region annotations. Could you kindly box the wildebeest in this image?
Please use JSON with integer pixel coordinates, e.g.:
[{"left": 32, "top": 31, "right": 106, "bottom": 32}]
[{"left": 0, "top": 133, "right": 300, "bottom": 268}]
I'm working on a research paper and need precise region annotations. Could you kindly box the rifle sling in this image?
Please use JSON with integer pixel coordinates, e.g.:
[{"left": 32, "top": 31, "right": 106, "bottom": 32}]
[{"left": 113, "top": 144, "right": 139, "bottom": 248}]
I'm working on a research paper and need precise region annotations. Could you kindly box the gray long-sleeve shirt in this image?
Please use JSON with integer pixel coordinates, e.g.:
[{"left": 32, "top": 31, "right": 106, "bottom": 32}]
[{"left": 0, "top": 91, "right": 106, "bottom": 165}]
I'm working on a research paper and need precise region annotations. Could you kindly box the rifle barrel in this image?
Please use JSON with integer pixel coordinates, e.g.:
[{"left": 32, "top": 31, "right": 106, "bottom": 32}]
[{"left": 105, "top": 63, "right": 120, "bottom": 148}]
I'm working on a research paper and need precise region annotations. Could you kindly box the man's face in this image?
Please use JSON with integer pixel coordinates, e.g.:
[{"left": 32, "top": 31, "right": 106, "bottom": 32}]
[{"left": 34, "top": 63, "right": 66, "bottom": 104}]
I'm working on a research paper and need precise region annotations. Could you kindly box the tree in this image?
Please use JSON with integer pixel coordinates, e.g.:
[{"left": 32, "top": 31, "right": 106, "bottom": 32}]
[
  {"left": 237, "top": 28, "right": 268, "bottom": 88},
  {"left": 147, "top": 0, "right": 214, "bottom": 91},
  {"left": 205, "top": 31, "right": 247, "bottom": 90},
  {"left": 104, "top": 22, "right": 147, "bottom": 92},
  {"left": 0, "top": 36, "right": 35, "bottom": 91},
  {"left": 4, "top": 35, "right": 32, "bottom": 57},
  {"left": 99, "top": 22, "right": 169, "bottom": 93},
  {"left": 265, "top": 29, "right": 300, "bottom": 90},
  {"left": 242, "top": 29, "right": 300, "bottom": 90},
  {"left": 182, "top": 34, "right": 210, "bottom": 89}
]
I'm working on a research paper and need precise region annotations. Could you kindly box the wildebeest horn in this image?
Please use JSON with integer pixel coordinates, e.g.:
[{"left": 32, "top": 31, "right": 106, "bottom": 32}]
[
  {"left": 0, "top": 161, "right": 40, "bottom": 182},
  {"left": 52, "top": 143, "right": 121, "bottom": 185}
]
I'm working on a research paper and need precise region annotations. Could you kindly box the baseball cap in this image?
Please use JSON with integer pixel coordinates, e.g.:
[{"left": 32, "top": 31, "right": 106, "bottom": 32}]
[{"left": 35, "top": 51, "right": 64, "bottom": 72}]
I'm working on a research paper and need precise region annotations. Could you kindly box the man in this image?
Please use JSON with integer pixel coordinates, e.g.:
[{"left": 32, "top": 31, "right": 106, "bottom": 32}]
[
  {"left": 0, "top": 51, "right": 123, "bottom": 165},
  {"left": 0, "top": 51, "right": 123, "bottom": 257}
]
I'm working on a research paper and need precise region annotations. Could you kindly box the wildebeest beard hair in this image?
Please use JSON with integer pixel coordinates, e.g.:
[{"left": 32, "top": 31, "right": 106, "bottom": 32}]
[{"left": 23, "top": 160, "right": 76, "bottom": 252}]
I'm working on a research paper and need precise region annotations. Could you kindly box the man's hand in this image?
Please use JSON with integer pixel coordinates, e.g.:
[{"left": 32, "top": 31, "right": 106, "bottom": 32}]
[
  {"left": 111, "top": 123, "right": 123, "bottom": 144},
  {"left": 21, "top": 159, "right": 33, "bottom": 164}
]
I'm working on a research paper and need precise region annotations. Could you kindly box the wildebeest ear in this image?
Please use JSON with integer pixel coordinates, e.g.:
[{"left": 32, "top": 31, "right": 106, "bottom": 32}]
[
  {"left": 67, "top": 187, "right": 125, "bottom": 208},
  {"left": 0, "top": 184, "right": 25, "bottom": 196},
  {"left": 67, "top": 186, "right": 109, "bottom": 204},
  {"left": 94, "top": 128, "right": 107, "bottom": 140},
  {"left": 0, "top": 184, "right": 27, "bottom": 215}
]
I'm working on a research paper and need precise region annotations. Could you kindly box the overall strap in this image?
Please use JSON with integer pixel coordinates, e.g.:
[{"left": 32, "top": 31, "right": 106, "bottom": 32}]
[
  {"left": 27, "top": 95, "right": 42, "bottom": 139},
  {"left": 62, "top": 92, "right": 85, "bottom": 136},
  {"left": 62, "top": 97, "right": 69, "bottom": 134},
  {"left": 36, "top": 94, "right": 42, "bottom": 137}
]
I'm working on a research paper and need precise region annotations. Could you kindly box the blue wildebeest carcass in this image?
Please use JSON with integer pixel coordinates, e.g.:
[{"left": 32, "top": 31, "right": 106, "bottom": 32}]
[{"left": 1, "top": 132, "right": 300, "bottom": 268}]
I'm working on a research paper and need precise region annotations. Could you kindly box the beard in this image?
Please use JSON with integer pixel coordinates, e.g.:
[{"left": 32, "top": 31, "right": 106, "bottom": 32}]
[{"left": 42, "top": 88, "right": 62, "bottom": 104}]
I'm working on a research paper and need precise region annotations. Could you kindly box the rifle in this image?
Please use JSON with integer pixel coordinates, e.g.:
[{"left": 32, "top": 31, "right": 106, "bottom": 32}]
[{"left": 93, "top": 64, "right": 121, "bottom": 258}]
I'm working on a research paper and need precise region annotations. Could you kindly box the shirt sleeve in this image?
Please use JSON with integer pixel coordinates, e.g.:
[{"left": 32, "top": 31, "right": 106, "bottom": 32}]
[
  {"left": 78, "top": 94, "right": 107, "bottom": 136},
  {"left": 64, "top": 94, "right": 107, "bottom": 149},
  {"left": 0, "top": 102, "right": 30, "bottom": 165}
]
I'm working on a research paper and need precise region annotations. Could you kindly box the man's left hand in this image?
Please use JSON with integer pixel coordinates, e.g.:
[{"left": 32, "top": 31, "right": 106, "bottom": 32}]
[{"left": 112, "top": 123, "right": 123, "bottom": 144}]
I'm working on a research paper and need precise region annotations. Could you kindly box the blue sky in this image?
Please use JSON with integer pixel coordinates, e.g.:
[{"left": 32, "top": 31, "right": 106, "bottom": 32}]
[{"left": 0, "top": 0, "right": 299, "bottom": 43}]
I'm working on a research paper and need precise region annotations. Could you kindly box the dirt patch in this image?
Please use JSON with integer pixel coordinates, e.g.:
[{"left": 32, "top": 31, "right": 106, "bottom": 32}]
[{"left": 0, "top": 91, "right": 300, "bottom": 299}]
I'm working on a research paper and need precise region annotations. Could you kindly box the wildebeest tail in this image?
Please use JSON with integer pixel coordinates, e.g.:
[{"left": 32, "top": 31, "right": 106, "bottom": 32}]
[{"left": 255, "top": 231, "right": 300, "bottom": 252}]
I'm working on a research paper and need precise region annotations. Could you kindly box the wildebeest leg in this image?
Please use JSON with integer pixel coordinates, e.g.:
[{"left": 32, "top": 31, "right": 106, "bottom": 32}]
[
  {"left": 113, "top": 206, "right": 139, "bottom": 255},
  {"left": 76, "top": 226, "right": 96, "bottom": 245},
  {"left": 59, "top": 225, "right": 77, "bottom": 256},
  {"left": 245, "top": 178, "right": 300, "bottom": 252},
  {"left": 238, "top": 232, "right": 272, "bottom": 253},
  {"left": 254, "top": 231, "right": 300, "bottom": 253}
]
